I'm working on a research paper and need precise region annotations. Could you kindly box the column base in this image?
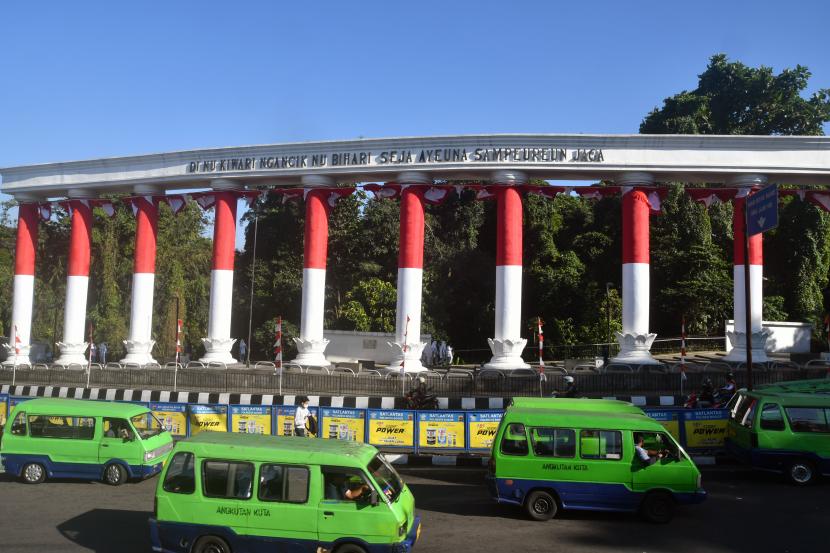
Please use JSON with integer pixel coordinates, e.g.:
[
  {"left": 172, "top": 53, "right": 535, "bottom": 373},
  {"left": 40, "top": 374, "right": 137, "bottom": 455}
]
[
  {"left": 484, "top": 338, "right": 530, "bottom": 370},
  {"left": 388, "top": 341, "right": 428, "bottom": 373},
  {"left": 291, "top": 337, "right": 331, "bottom": 367},
  {"left": 121, "top": 339, "right": 158, "bottom": 366},
  {"left": 1, "top": 344, "right": 31, "bottom": 366},
  {"left": 54, "top": 342, "right": 89, "bottom": 366},
  {"left": 199, "top": 337, "right": 237, "bottom": 365},
  {"left": 611, "top": 332, "right": 660, "bottom": 365},
  {"left": 723, "top": 329, "right": 772, "bottom": 363}
]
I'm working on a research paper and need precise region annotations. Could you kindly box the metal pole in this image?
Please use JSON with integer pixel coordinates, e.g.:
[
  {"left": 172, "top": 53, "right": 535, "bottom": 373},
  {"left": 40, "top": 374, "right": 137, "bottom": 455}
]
[
  {"left": 743, "top": 200, "right": 754, "bottom": 391},
  {"left": 246, "top": 215, "right": 259, "bottom": 368}
]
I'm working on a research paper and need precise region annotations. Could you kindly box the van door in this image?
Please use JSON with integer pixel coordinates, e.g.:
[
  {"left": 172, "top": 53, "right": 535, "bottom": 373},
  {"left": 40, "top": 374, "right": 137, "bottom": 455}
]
[
  {"left": 245, "top": 463, "right": 318, "bottom": 552},
  {"left": 192, "top": 459, "right": 254, "bottom": 536},
  {"left": 573, "top": 429, "right": 634, "bottom": 510},
  {"left": 99, "top": 418, "right": 143, "bottom": 473},
  {"left": 631, "top": 431, "right": 694, "bottom": 494},
  {"left": 317, "top": 466, "right": 394, "bottom": 546},
  {"left": 26, "top": 414, "right": 99, "bottom": 476}
]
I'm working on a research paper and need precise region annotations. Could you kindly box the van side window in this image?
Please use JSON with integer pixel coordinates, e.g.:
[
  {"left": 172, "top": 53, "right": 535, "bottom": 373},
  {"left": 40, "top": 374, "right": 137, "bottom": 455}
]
[
  {"left": 530, "top": 428, "right": 575, "bottom": 458},
  {"left": 10, "top": 412, "right": 27, "bottom": 436},
  {"left": 784, "top": 407, "right": 830, "bottom": 433},
  {"left": 580, "top": 430, "right": 622, "bottom": 460},
  {"left": 203, "top": 461, "right": 254, "bottom": 499},
  {"left": 500, "top": 423, "right": 528, "bottom": 456},
  {"left": 163, "top": 452, "right": 196, "bottom": 494},
  {"left": 259, "top": 464, "right": 310, "bottom": 503},
  {"left": 27, "top": 415, "right": 95, "bottom": 440},
  {"left": 759, "top": 404, "right": 785, "bottom": 431},
  {"left": 322, "top": 467, "right": 372, "bottom": 501},
  {"left": 103, "top": 418, "right": 135, "bottom": 440}
]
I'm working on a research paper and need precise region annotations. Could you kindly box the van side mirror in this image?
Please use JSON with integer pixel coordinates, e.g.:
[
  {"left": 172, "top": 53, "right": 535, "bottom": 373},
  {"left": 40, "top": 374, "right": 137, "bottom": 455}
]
[{"left": 369, "top": 490, "right": 379, "bottom": 506}]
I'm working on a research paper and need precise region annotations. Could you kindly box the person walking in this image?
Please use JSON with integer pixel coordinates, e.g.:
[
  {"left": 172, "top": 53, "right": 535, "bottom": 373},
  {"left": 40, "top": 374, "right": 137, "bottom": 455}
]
[
  {"left": 98, "top": 342, "right": 108, "bottom": 365},
  {"left": 238, "top": 339, "right": 247, "bottom": 364},
  {"left": 294, "top": 396, "right": 310, "bottom": 437}
]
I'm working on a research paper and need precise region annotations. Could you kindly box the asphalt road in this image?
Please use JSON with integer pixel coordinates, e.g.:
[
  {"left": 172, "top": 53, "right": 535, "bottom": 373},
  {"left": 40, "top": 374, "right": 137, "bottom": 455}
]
[{"left": 0, "top": 466, "right": 826, "bottom": 553}]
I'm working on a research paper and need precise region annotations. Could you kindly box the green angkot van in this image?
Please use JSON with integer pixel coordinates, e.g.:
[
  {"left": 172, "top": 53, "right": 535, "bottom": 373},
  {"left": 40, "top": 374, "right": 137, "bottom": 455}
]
[
  {"left": 487, "top": 404, "right": 706, "bottom": 523},
  {"left": 151, "top": 432, "right": 420, "bottom": 553},
  {"left": 510, "top": 397, "right": 645, "bottom": 415},
  {"left": 0, "top": 398, "right": 173, "bottom": 485},
  {"left": 726, "top": 380, "right": 830, "bottom": 485}
]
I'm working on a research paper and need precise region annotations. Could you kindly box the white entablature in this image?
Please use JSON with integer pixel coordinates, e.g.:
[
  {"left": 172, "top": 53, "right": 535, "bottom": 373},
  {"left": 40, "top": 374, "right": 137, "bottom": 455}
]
[{"left": 1, "top": 133, "right": 830, "bottom": 196}]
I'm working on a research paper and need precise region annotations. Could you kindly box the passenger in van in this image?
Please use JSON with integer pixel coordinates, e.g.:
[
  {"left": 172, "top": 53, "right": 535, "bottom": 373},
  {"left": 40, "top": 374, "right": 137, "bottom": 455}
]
[
  {"left": 634, "top": 433, "right": 664, "bottom": 465},
  {"left": 324, "top": 472, "right": 370, "bottom": 501},
  {"left": 105, "top": 419, "right": 132, "bottom": 440}
]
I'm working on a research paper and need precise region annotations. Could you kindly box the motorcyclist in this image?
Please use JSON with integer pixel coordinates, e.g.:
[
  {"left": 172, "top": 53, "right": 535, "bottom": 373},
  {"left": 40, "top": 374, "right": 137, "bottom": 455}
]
[
  {"left": 699, "top": 378, "right": 715, "bottom": 406},
  {"left": 559, "top": 376, "right": 578, "bottom": 398},
  {"left": 406, "top": 377, "right": 438, "bottom": 409},
  {"left": 722, "top": 372, "right": 737, "bottom": 396}
]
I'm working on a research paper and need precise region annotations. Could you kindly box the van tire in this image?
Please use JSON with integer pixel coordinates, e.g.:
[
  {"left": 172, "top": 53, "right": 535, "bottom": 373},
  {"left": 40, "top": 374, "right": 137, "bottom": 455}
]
[
  {"left": 334, "top": 544, "right": 367, "bottom": 553},
  {"left": 525, "top": 490, "right": 558, "bottom": 521},
  {"left": 103, "top": 463, "right": 126, "bottom": 486},
  {"left": 640, "top": 491, "right": 675, "bottom": 523},
  {"left": 22, "top": 462, "right": 46, "bottom": 484},
  {"left": 787, "top": 460, "right": 815, "bottom": 486},
  {"left": 193, "top": 535, "right": 232, "bottom": 553}
]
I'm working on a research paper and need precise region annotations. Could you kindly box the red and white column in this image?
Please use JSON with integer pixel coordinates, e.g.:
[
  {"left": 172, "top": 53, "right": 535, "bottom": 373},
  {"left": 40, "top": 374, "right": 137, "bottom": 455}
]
[
  {"left": 390, "top": 172, "right": 430, "bottom": 372},
  {"left": 122, "top": 188, "right": 159, "bottom": 365},
  {"left": 4, "top": 199, "right": 39, "bottom": 366},
  {"left": 485, "top": 171, "right": 530, "bottom": 370},
  {"left": 200, "top": 181, "right": 239, "bottom": 364},
  {"left": 55, "top": 193, "right": 93, "bottom": 366},
  {"left": 725, "top": 176, "right": 769, "bottom": 362},
  {"left": 292, "top": 176, "right": 333, "bottom": 367},
  {"left": 612, "top": 174, "right": 658, "bottom": 365}
]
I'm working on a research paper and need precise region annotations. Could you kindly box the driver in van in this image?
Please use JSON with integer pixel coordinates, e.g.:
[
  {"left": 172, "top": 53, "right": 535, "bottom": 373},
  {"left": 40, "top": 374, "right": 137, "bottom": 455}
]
[
  {"left": 324, "top": 472, "right": 370, "bottom": 501},
  {"left": 634, "top": 433, "right": 665, "bottom": 465}
]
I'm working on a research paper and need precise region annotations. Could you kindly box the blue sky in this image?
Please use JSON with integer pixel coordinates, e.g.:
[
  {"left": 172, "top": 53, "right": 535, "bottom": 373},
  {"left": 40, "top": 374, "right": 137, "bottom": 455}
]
[{"left": 1, "top": 0, "right": 828, "bottom": 243}]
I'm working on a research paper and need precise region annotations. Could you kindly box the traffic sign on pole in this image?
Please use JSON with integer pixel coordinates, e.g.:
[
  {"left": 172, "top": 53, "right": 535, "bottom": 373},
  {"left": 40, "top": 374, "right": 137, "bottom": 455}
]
[{"left": 746, "top": 184, "right": 778, "bottom": 236}]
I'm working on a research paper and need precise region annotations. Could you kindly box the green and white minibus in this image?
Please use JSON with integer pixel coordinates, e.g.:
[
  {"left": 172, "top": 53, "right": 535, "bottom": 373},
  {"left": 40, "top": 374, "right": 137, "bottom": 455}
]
[
  {"left": 726, "top": 382, "right": 830, "bottom": 485},
  {"left": 151, "top": 432, "right": 420, "bottom": 553},
  {"left": 0, "top": 398, "right": 173, "bottom": 485},
  {"left": 487, "top": 405, "right": 705, "bottom": 523},
  {"left": 510, "top": 397, "right": 645, "bottom": 415}
]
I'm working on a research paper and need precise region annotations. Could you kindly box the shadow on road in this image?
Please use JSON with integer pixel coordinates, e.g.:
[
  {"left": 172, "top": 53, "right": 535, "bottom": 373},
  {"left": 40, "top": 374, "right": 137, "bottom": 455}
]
[{"left": 57, "top": 509, "right": 151, "bottom": 553}]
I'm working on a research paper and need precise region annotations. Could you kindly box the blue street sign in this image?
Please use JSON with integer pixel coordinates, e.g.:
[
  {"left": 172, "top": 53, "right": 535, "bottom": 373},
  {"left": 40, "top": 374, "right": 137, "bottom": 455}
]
[{"left": 746, "top": 184, "right": 778, "bottom": 236}]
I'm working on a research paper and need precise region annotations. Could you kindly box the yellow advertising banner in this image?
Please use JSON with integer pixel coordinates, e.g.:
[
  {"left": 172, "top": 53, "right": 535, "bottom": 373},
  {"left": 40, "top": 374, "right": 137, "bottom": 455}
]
[
  {"left": 0, "top": 394, "right": 7, "bottom": 427},
  {"left": 467, "top": 412, "right": 502, "bottom": 450},
  {"left": 274, "top": 406, "right": 319, "bottom": 437},
  {"left": 645, "top": 410, "right": 681, "bottom": 442},
  {"left": 151, "top": 403, "right": 188, "bottom": 437},
  {"left": 189, "top": 404, "right": 228, "bottom": 435},
  {"left": 321, "top": 408, "right": 365, "bottom": 442},
  {"left": 684, "top": 409, "right": 729, "bottom": 449},
  {"left": 367, "top": 410, "right": 415, "bottom": 449},
  {"left": 230, "top": 406, "right": 272, "bottom": 435},
  {"left": 418, "top": 412, "right": 466, "bottom": 450}
]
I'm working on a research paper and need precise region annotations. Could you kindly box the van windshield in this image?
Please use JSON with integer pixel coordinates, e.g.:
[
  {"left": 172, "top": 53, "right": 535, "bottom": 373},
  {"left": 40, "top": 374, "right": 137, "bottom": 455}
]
[
  {"left": 367, "top": 454, "right": 404, "bottom": 502},
  {"left": 131, "top": 412, "right": 165, "bottom": 440}
]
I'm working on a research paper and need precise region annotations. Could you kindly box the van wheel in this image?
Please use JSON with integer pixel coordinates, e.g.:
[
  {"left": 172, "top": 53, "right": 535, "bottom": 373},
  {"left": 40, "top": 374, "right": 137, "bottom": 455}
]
[
  {"left": 334, "top": 544, "right": 367, "bottom": 553},
  {"left": 103, "top": 463, "right": 126, "bottom": 486},
  {"left": 641, "top": 491, "right": 675, "bottom": 523},
  {"left": 193, "top": 535, "right": 232, "bottom": 553},
  {"left": 525, "top": 490, "right": 558, "bottom": 521},
  {"left": 22, "top": 462, "right": 46, "bottom": 484},
  {"left": 787, "top": 460, "right": 815, "bottom": 486}
]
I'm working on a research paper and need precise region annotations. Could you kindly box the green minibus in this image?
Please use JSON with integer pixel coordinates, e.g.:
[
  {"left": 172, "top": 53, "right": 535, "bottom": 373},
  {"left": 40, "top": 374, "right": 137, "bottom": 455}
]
[
  {"left": 726, "top": 385, "right": 830, "bottom": 485},
  {"left": 151, "top": 432, "right": 420, "bottom": 553},
  {"left": 510, "top": 397, "right": 645, "bottom": 415},
  {"left": 0, "top": 398, "right": 173, "bottom": 485},
  {"left": 487, "top": 406, "right": 705, "bottom": 523}
]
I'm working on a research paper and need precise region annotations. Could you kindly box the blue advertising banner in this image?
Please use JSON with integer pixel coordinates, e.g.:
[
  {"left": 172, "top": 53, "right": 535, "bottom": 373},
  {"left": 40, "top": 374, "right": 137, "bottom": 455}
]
[
  {"left": 230, "top": 405, "right": 272, "bottom": 435},
  {"left": 274, "top": 405, "right": 319, "bottom": 437},
  {"left": 684, "top": 409, "right": 730, "bottom": 449},
  {"left": 644, "top": 409, "right": 683, "bottom": 443},
  {"left": 467, "top": 411, "right": 503, "bottom": 451},
  {"left": 418, "top": 411, "right": 466, "bottom": 451},
  {"left": 0, "top": 393, "right": 8, "bottom": 428},
  {"left": 320, "top": 408, "right": 365, "bottom": 442},
  {"left": 367, "top": 410, "right": 416, "bottom": 449},
  {"left": 189, "top": 404, "right": 228, "bottom": 435},
  {"left": 149, "top": 402, "right": 188, "bottom": 437}
]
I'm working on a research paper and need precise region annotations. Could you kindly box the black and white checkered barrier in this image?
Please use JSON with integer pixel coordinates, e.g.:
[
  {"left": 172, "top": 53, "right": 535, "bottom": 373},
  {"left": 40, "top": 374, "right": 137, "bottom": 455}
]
[{"left": 0, "top": 385, "right": 683, "bottom": 408}]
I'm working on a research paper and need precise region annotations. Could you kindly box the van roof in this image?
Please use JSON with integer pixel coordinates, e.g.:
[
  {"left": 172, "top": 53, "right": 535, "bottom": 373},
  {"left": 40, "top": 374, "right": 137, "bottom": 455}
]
[
  {"left": 510, "top": 397, "right": 644, "bottom": 414},
  {"left": 753, "top": 379, "right": 830, "bottom": 396},
  {"left": 175, "top": 432, "right": 379, "bottom": 466},
  {"left": 504, "top": 407, "right": 666, "bottom": 432},
  {"left": 9, "top": 398, "right": 149, "bottom": 418},
  {"left": 739, "top": 388, "right": 830, "bottom": 406}
]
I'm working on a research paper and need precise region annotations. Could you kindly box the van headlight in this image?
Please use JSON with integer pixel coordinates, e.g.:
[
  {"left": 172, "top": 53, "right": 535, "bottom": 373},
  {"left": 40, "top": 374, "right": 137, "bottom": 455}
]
[
  {"left": 144, "top": 450, "right": 156, "bottom": 462},
  {"left": 399, "top": 521, "right": 407, "bottom": 537},
  {"left": 696, "top": 474, "right": 702, "bottom": 489}
]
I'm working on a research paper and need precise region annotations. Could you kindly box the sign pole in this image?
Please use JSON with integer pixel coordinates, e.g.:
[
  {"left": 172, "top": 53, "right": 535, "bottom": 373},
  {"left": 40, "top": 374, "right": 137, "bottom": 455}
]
[
  {"left": 86, "top": 324, "right": 94, "bottom": 389},
  {"left": 743, "top": 201, "right": 754, "bottom": 391},
  {"left": 174, "top": 318, "right": 182, "bottom": 392},
  {"left": 401, "top": 315, "right": 410, "bottom": 398},
  {"left": 12, "top": 324, "right": 18, "bottom": 387}
]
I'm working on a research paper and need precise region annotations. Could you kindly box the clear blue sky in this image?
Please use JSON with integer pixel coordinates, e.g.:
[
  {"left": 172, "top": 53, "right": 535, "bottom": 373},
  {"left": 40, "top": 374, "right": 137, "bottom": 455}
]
[{"left": 1, "top": 0, "right": 828, "bottom": 242}]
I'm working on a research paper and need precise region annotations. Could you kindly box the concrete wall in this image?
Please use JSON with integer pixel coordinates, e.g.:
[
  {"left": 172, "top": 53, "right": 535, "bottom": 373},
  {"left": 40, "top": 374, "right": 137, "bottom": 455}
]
[
  {"left": 324, "top": 330, "right": 433, "bottom": 365},
  {"left": 725, "top": 320, "right": 812, "bottom": 353}
]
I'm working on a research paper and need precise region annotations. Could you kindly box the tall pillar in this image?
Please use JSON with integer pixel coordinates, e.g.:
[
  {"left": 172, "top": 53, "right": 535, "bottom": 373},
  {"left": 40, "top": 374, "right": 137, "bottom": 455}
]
[
  {"left": 122, "top": 186, "right": 160, "bottom": 365},
  {"left": 293, "top": 175, "right": 333, "bottom": 367},
  {"left": 485, "top": 171, "right": 530, "bottom": 370},
  {"left": 4, "top": 197, "right": 39, "bottom": 366},
  {"left": 613, "top": 173, "right": 658, "bottom": 365},
  {"left": 200, "top": 180, "right": 240, "bottom": 365},
  {"left": 390, "top": 172, "right": 429, "bottom": 372},
  {"left": 725, "top": 175, "right": 770, "bottom": 363},
  {"left": 55, "top": 191, "right": 93, "bottom": 366}
]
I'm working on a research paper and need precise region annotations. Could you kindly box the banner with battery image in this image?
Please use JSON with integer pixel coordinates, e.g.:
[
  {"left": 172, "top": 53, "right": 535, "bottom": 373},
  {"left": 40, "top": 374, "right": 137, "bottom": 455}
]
[
  {"left": 320, "top": 408, "right": 366, "bottom": 442},
  {"left": 418, "top": 411, "right": 466, "bottom": 451},
  {"left": 149, "top": 402, "right": 188, "bottom": 437},
  {"left": 467, "top": 411, "right": 503, "bottom": 451},
  {"left": 367, "top": 410, "right": 415, "bottom": 450},
  {"left": 275, "top": 405, "right": 319, "bottom": 437},
  {"left": 189, "top": 404, "right": 228, "bottom": 435},
  {"left": 230, "top": 405, "right": 272, "bottom": 435}
]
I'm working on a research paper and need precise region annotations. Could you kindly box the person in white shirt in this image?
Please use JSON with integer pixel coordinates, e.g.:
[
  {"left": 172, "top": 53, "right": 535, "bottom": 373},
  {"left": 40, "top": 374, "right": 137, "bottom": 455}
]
[
  {"left": 294, "top": 397, "right": 310, "bottom": 437},
  {"left": 634, "top": 433, "right": 662, "bottom": 465}
]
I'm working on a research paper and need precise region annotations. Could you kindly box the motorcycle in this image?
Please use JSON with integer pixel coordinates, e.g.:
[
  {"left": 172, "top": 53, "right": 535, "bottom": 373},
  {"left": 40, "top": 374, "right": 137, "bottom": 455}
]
[{"left": 684, "top": 387, "right": 733, "bottom": 409}]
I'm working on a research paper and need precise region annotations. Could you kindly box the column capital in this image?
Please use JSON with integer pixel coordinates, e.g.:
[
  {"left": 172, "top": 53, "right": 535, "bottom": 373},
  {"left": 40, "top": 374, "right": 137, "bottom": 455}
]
[
  {"left": 13, "top": 192, "right": 41, "bottom": 203},
  {"left": 397, "top": 171, "right": 432, "bottom": 185},
  {"left": 615, "top": 172, "right": 654, "bottom": 187},
  {"left": 301, "top": 175, "right": 336, "bottom": 188},
  {"left": 132, "top": 184, "right": 162, "bottom": 195},
  {"left": 211, "top": 178, "right": 243, "bottom": 191},
  {"left": 728, "top": 173, "right": 768, "bottom": 188},
  {"left": 490, "top": 170, "right": 528, "bottom": 186}
]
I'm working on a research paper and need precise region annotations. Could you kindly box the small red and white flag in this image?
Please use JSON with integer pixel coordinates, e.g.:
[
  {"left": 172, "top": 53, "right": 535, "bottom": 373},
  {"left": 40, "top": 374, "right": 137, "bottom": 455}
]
[
  {"left": 176, "top": 319, "right": 183, "bottom": 353},
  {"left": 273, "top": 317, "right": 283, "bottom": 368},
  {"left": 13, "top": 325, "right": 21, "bottom": 356},
  {"left": 680, "top": 316, "right": 688, "bottom": 381},
  {"left": 537, "top": 317, "right": 544, "bottom": 371}
]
